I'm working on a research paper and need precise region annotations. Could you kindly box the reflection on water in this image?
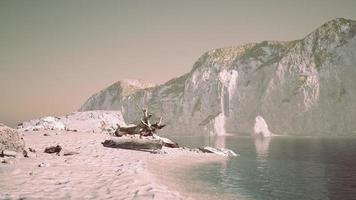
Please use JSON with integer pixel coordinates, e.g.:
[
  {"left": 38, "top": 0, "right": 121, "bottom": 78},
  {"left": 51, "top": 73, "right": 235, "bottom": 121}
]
[
  {"left": 214, "top": 135, "right": 226, "bottom": 149},
  {"left": 254, "top": 137, "right": 271, "bottom": 158},
  {"left": 176, "top": 136, "right": 356, "bottom": 200}
]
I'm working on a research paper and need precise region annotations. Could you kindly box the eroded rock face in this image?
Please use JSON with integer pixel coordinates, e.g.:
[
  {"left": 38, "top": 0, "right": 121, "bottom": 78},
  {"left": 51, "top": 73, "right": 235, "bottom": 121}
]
[
  {"left": 0, "top": 123, "right": 25, "bottom": 152},
  {"left": 80, "top": 18, "right": 356, "bottom": 136}
]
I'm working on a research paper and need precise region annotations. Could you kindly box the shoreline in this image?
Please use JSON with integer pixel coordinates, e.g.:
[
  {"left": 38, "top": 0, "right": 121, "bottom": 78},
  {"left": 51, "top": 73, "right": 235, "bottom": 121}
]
[
  {"left": 146, "top": 150, "right": 242, "bottom": 200},
  {"left": 0, "top": 130, "right": 233, "bottom": 200}
]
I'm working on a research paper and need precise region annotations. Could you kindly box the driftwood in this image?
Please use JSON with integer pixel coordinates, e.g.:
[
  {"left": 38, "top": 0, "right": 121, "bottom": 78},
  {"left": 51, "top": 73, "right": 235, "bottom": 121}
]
[
  {"left": 115, "top": 125, "right": 138, "bottom": 136},
  {"left": 198, "top": 147, "right": 238, "bottom": 157},
  {"left": 114, "top": 107, "right": 166, "bottom": 137},
  {"left": 63, "top": 151, "right": 80, "bottom": 156},
  {"left": 155, "top": 136, "right": 179, "bottom": 148},
  {"left": 0, "top": 150, "right": 17, "bottom": 157},
  {"left": 102, "top": 138, "right": 163, "bottom": 150}
]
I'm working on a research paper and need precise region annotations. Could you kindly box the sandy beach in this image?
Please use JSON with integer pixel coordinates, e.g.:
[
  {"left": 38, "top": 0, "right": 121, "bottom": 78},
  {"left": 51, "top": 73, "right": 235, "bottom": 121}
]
[{"left": 0, "top": 131, "right": 228, "bottom": 200}]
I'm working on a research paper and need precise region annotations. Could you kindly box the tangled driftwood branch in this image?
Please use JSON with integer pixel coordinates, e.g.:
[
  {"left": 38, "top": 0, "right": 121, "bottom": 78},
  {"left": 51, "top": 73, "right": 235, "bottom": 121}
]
[{"left": 115, "top": 108, "right": 166, "bottom": 137}]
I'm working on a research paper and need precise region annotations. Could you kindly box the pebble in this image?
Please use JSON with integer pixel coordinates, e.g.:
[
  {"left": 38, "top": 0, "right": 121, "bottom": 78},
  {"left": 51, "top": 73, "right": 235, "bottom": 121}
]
[{"left": 38, "top": 162, "right": 50, "bottom": 167}]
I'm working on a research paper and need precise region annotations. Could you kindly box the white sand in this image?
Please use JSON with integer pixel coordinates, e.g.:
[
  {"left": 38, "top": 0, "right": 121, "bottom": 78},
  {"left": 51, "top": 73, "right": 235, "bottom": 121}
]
[{"left": 0, "top": 131, "right": 229, "bottom": 200}]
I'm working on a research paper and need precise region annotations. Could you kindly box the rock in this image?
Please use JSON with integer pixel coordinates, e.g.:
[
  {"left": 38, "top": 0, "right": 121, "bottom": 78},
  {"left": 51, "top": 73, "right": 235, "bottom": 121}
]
[
  {"left": 1, "top": 158, "right": 14, "bottom": 164},
  {"left": 18, "top": 116, "right": 65, "bottom": 131},
  {"left": 198, "top": 146, "right": 238, "bottom": 157},
  {"left": 19, "top": 111, "right": 127, "bottom": 134},
  {"left": 38, "top": 162, "right": 50, "bottom": 167},
  {"left": 254, "top": 115, "right": 272, "bottom": 138},
  {"left": 0, "top": 123, "right": 25, "bottom": 153},
  {"left": 79, "top": 18, "right": 356, "bottom": 137},
  {"left": 150, "top": 150, "right": 167, "bottom": 154},
  {"left": 102, "top": 138, "right": 163, "bottom": 150},
  {"left": 44, "top": 145, "right": 62, "bottom": 154},
  {"left": 28, "top": 148, "right": 36, "bottom": 153},
  {"left": 22, "top": 150, "right": 29, "bottom": 158},
  {"left": 0, "top": 150, "right": 17, "bottom": 157}
]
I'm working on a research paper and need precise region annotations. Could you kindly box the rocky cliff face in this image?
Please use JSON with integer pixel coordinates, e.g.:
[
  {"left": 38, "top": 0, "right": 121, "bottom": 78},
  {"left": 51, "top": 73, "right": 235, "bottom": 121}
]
[{"left": 80, "top": 18, "right": 356, "bottom": 136}]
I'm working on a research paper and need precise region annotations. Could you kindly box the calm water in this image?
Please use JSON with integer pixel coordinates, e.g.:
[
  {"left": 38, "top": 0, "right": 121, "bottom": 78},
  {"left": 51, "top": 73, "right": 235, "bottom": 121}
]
[{"left": 171, "top": 135, "right": 356, "bottom": 200}]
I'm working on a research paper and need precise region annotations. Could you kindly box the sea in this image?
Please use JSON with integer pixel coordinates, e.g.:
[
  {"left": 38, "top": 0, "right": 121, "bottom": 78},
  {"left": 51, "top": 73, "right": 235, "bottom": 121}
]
[{"left": 171, "top": 135, "right": 356, "bottom": 200}]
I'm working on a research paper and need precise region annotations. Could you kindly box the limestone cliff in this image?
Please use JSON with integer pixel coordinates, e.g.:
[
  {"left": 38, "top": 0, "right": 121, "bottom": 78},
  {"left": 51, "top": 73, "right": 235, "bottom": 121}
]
[{"left": 80, "top": 18, "right": 356, "bottom": 136}]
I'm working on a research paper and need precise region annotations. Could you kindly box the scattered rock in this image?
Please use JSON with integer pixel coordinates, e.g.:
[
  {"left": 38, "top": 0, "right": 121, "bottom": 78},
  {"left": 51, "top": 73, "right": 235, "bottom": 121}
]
[
  {"left": 1, "top": 158, "right": 14, "bottom": 164},
  {"left": 22, "top": 150, "right": 29, "bottom": 158},
  {"left": 18, "top": 116, "right": 65, "bottom": 131},
  {"left": 29, "top": 148, "right": 36, "bottom": 153},
  {"left": 38, "top": 162, "right": 50, "bottom": 167},
  {"left": 0, "top": 150, "right": 17, "bottom": 157},
  {"left": 150, "top": 150, "right": 167, "bottom": 154},
  {"left": 43, "top": 133, "right": 51, "bottom": 136},
  {"left": 44, "top": 145, "right": 62, "bottom": 154}
]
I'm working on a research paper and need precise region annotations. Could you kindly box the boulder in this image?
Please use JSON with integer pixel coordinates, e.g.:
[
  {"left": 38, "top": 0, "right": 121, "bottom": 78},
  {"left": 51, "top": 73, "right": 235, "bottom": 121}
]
[
  {"left": 44, "top": 145, "right": 62, "bottom": 154},
  {"left": 0, "top": 123, "right": 25, "bottom": 153},
  {"left": 253, "top": 115, "right": 273, "bottom": 138},
  {"left": 19, "top": 116, "right": 65, "bottom": 131}
]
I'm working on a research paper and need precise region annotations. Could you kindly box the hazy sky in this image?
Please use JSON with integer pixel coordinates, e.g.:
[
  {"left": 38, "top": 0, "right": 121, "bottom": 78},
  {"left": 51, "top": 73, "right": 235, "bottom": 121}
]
[{"left": 1, "top": 0, "right": 356, "bottom": 127}]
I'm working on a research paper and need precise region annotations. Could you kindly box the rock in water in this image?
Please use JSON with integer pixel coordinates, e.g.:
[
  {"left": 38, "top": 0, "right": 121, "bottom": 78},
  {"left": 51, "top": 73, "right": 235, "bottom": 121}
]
[
  {"left": 102, "top": 138, "right": 163, "bottom": 150},
  {"left": 0, "top": 123, "right": 25, "bottom": 153},
  {"left": 254, "top": 115, "right": 272, "bottom": 137}
]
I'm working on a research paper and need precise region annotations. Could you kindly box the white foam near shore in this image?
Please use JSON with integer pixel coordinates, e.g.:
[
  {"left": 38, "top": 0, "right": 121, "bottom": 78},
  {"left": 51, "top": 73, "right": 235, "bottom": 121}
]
[{"left": 0, "top": 131, "right": 228, "bottom": 200}]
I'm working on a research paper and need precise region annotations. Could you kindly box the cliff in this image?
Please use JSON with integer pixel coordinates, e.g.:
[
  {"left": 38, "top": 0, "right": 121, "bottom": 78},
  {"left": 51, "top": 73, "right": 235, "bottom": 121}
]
[{"left": 80, "top": 18, "right": 356, "bottom": 136}]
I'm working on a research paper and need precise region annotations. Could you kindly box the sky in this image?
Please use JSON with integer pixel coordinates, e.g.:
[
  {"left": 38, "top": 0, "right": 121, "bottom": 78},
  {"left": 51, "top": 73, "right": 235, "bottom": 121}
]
[{"left": 1, "top": 0, "right": 356, "bottom": 127}]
